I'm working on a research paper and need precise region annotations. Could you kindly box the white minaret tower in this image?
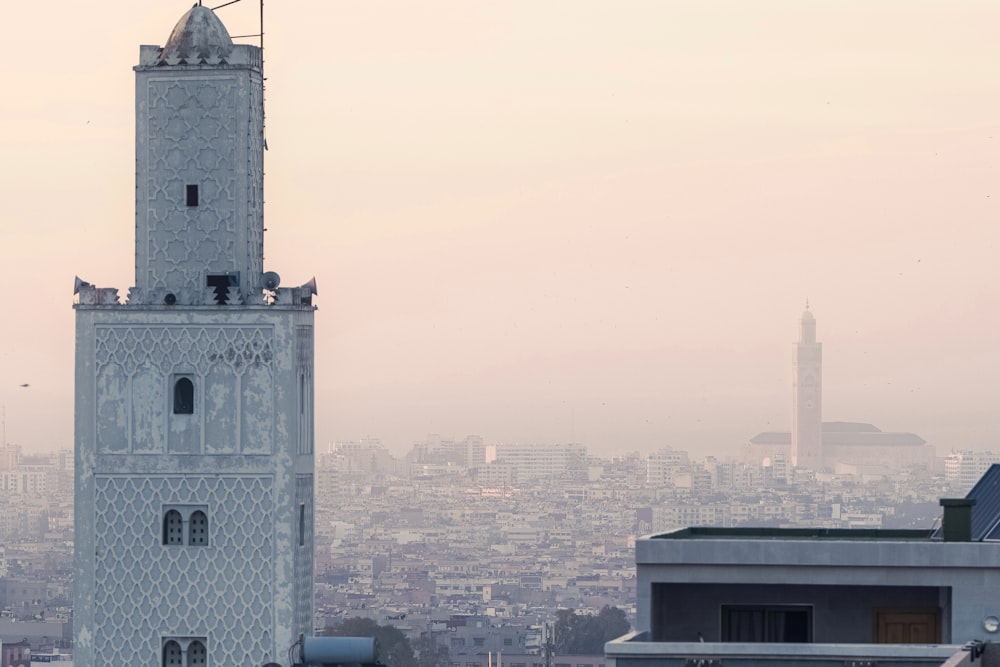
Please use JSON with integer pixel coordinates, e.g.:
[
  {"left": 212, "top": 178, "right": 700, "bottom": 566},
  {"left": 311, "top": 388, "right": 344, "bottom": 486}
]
[
  {"left": 791, "top": 304, "right": 822, "bottom": 469},
  {"left": 74, "top": 6, "right": 316, "bottom": 666}
]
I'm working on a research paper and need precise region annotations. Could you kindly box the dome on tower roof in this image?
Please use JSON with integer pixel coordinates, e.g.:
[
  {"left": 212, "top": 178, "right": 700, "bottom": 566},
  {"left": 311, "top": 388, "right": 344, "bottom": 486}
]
[
  {"left": 801, "top": 308, "right": 814, "bottom": 321},
  {"left": 159, "top": 4, "right": 233, "bottom": 63}
]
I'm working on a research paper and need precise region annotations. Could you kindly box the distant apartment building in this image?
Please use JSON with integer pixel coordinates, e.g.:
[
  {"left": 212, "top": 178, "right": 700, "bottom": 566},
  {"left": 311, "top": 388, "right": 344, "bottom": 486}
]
[
  {"left": 488, "top": 443, "right": 587, "bottom": 482},
  {"left": 0, "top": 445, "right": 21, "bottom": 472},
  {"left": 0, "top": 448, "right": 72, "bottom": 497},
  {"left": 652, "top": 504, "right": 730, "bottom": 531},
  {"left": 945, "top": 450, "right": 1000, "bottom": 488},
  {"left": 327, "top": 439, "right": 398, "bottom": 475},
  {"left": 645, "top": 448, "right": 689, "bottom": 486},
  {"left": 652, "top": 499, "right": 805, "bottom": 532},
  {"left": 410, "top": 435, "right": 486, "bottom": 469},
  {"left": 0, "top": 466, "right": 49, "bottom": 496},
  {"left": 671, "top": 469, "right": 712, "bottom": 495},
  {"left": 476, "top": 460, "right": 518, "bottom": 487},
  {"left": 711, "top": 460, "right": 763, "bottom": 489},
  {"left": 0, "top": 502, "right": 50, "bottom": 542}
]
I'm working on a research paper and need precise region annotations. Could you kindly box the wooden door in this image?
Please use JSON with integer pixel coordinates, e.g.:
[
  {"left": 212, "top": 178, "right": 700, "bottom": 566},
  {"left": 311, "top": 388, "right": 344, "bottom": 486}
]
[{"left": 875, "top": 609, "right": 941, "bottom": 644}]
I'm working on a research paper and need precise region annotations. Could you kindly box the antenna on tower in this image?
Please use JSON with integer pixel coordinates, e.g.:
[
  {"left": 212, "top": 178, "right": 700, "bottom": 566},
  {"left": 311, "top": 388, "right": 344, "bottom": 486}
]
[
  {"left": 213, "top": 0, "right": 267, "bottom": 148},
  {"left": 212, "top": 0, "right": 264, "bottom": 51},
  {"left": 211, "top": 0, "right": 264, "bottom": 57}
]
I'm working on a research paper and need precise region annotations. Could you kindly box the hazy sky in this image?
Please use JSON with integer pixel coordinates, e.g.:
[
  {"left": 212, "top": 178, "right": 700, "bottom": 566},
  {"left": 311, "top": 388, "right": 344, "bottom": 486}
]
[{"left": 2, "top": 1, "right": 998, "bottom": 457}]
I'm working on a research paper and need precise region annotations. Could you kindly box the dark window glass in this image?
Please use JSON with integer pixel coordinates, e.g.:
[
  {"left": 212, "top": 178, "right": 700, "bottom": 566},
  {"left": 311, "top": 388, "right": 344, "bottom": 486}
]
[
  {"left": 188, "top": 640, "right": 206, "bottom": 666},
  {"left": 722, "top": 605, "right": 812, "bottom": 643},
  {"left": 163, "top": 640, "right": 182, "bottom": 667},
  {"left": 299, "top": 504, "right": 306, "bottom": 546},
  {"left": 189, "top": 510, "right": 208, "bottom": 546},
  {"left": 163, "top": 510, "right": 183, "bottom": 545},
  {"left": 186, "top": 184, "right": 199, "bottom": 207},
  {"left": 174, "top": 377, "right": 194, "bottom": 414}
]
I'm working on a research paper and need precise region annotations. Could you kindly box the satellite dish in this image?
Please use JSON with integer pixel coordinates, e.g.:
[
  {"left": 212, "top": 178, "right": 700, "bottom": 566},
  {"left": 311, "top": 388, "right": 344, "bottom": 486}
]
[
  {"left": 301, "top": 276, "right": 318, "bottom": 295},
  {"left": 73, "top": 276, "right": 92, "bottom": 294},
  {"left": 262, "top": 271, "right": 281, "bottom": 290}
]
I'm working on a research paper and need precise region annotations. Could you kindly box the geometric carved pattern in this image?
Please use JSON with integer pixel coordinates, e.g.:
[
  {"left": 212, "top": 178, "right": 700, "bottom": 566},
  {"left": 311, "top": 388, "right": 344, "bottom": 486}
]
[
  {"left": 95, "top": 326, "right": 273, "bottom": 374},
  {"left": 145, "top": 77, "right": 240, "bottom": 289},
  {"left": 294, "top": 474, "right": 314, "bottom": 634},
  {"left": 245, "top": 73, "right": 264, "bottom": 284},
  {"left": 139, "top": 74, "right": 264, "bottom": 293},
  {"left": 94, "top": 325, "right": 275, "bottom": 455},
  {"left": 296, "top": 326, "right": 314, "bottom": 455},
  {"left": 296, "top": 325, "right": 313, "bottom": 368},
  {"left": 93, "top": 475, "right": 274, "bottom": 666}
]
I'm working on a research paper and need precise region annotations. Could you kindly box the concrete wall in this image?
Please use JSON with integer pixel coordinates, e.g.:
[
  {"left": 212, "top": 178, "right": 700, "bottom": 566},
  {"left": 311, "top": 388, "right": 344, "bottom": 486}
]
[
  {"left": 74, "top": 306, "right": 315, "bottom": 666},
  {"left": 651, "top": 582, "right": 944, "bottom": 642},
  {"left": 636, "top": 534, "right": 1000, "bottom": 645}
]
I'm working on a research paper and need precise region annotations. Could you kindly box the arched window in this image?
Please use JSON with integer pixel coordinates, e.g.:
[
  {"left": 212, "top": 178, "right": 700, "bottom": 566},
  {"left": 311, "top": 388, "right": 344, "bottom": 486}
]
[
  {"left": 163, "top": 510, "right": 183, "bottom": 545},
  {"left": 163, "top": 640, "right": 182, "bottom": 667},
  {"left": 189, "top": 510, "right": 208, "bottom": 546},
  {"left": 173, "top": 377, "right": 194, "bottom": 414},
  {"left": 187, "top": 640, "right": 206, "bottom": 667}
]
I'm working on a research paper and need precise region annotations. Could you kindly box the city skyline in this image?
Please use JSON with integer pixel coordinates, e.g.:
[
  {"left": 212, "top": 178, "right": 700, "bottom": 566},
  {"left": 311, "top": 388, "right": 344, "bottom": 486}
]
[{"left": 2, "top": 0, "right": 999, "bottom": 457}]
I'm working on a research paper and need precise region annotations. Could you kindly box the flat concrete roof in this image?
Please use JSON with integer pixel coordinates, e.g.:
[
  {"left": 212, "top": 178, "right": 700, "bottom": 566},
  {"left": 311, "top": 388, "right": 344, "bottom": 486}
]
[
  {"left": 638, "top": 526, "right": 1000, "bottom": 570},
  {"left": 650, "top": 527, "right": 934, "bottom": 541}
]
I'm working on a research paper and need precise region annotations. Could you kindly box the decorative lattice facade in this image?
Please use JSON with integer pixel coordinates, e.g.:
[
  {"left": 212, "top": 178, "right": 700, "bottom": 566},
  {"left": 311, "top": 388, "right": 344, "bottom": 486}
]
[
  {"left": 92, "top": 476, "right": 275, "bottom": 664},
  {"left": 74, "top": 6, "right": 315, "bottom": 667}
]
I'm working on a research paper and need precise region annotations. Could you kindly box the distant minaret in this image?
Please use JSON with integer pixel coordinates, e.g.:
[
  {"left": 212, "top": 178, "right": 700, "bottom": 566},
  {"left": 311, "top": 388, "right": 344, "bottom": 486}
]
[
  {"left": 74, "top": 6, "right": 316, "bottom": 666},
  {"left": 791, "top": 303, "right": 822, "bottom": 469}
]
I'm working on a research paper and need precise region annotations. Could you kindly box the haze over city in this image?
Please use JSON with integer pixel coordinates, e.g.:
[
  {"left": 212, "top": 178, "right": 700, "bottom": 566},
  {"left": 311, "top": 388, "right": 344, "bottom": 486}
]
[{"left": 2, "top": 0, "right": 999, "bottom": 456}]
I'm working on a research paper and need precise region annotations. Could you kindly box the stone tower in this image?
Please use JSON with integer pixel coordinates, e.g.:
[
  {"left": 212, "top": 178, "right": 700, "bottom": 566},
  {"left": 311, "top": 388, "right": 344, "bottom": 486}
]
[
  {"left": 791, "top": 304, "right": 822, "bottom": 469},
  {"left": 73, "top": 6, "right": 316, "bottom": 665}
]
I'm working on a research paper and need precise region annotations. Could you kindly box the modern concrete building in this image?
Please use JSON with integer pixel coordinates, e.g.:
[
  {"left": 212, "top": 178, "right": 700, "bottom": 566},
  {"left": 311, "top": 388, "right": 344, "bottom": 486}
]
[
  {"left": 487, "top": 443, "right": 587, "bottom": 482},
  {"left": 646, "top": 448, "right": 690, "bottom": 487},
  {"left": 606, "top": 469, "right": 1000, "bottom": 666},
  {"left": 946, "top": 450, "right": 1000, "bottom": 489},
  {"left": 73, "top": 6, "right": 316, "bottom": 666}
]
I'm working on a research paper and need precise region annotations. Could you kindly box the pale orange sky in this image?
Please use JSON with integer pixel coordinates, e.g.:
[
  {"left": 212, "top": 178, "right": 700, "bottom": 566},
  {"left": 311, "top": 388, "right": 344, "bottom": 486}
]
[{"left": 1, "top": 1, "right": 998, "bottom": 457}]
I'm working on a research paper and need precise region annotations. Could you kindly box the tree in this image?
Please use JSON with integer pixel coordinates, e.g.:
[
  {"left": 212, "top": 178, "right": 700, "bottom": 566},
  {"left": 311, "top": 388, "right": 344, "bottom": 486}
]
[
  {"left": 322, "top": 617, "right": 415, "bottom": 667},
  {"left": 596, "top": 605, "right": 630, "bottom": 643},
  {"left": 553, "top": 606, "right": 631, "bottom": 655}
]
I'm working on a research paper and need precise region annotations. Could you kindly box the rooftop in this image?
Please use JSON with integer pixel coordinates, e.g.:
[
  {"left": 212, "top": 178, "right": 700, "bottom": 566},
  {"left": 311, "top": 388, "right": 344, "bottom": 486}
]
[{"left": 651, "top": 526, "right": 934, "bottom": 541}]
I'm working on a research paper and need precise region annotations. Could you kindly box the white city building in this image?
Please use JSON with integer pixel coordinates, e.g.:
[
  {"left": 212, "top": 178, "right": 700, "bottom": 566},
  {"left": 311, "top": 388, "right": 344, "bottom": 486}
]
[
  {"left": 945, "top": 450, "right": 1000, "bottom": 489},
  {"left": 73, "top": 6, "right": 316, "bottom": 666},
  {"left": 487, "top": 443, "right": 587, "bottom": 482}
]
